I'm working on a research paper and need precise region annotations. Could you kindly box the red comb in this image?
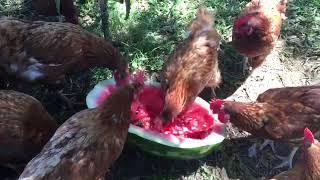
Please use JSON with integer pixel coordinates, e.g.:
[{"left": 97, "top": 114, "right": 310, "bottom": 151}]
[
  {"left": 210, "top": 98, "right": 224, "bottom": 114},
  {"left": 304, "top": 127, "right": 314, "bottom": 145}
]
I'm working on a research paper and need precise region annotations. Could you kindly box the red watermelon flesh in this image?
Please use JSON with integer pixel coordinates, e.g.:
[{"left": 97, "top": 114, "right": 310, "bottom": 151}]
[{"left": 94, "top": 85, "right": 215, "bottom": 139}]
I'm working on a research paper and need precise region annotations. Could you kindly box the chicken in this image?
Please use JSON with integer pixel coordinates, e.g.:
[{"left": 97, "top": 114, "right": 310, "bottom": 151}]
[
  {"left": 270, "top": 128, "right": 320, "bottom": 179},
  {"left": 210, "top": 85, "right": 320, "bottom": 169},
  {"left": 25, "top": 0, "right": 79, "bottom": 24},
  {"left": 0, "top": 90, "right": 58, "bottom": 173},
  {"left": 0, "top": 17, "right": 128, "bottom": 85},
  {"left": 18, "top": 72, "right": 144, "bottom": 180},
  {"left": 303, "top": 128, "right": 320, "bottom": 179},
  {"left": 160, "top": 7, "right": 221, "bottom": 122},
  {"left": 232, "top": 0, "right": 287, "bottom": 72}
]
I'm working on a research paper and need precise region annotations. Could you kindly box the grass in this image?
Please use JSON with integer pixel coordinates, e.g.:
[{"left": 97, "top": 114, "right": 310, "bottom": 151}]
[{"left": 0, "top": 0, "right": 319, "bottom": 179}]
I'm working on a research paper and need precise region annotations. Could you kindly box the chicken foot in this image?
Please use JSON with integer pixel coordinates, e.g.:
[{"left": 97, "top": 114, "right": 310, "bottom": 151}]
[
  {"left": 248, "top": 139, "right": 276, "bottom": 158},
  {"left": 274, "top": 146, "right": 299, "bottom": 169}
]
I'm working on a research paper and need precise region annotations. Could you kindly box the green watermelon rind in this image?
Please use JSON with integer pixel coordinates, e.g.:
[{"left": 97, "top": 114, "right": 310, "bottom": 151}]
[
  {"left": 127, "top": 132, "right": 222, "bottom": 159},
  {"left": 86, "top": 78, "right": 226, "bottom": 159}
]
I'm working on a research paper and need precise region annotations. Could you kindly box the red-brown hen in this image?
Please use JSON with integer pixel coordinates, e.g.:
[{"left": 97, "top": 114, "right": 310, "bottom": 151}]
[
  {"left": 18, "top": 72, "right": 144, "bottom": 180},
  {"left": 160, "top": 7, "right": 221, "bottom": 123},
  {"left": 210, "top": 85, "right": 320, "bottom": 169},
  {"left": 0, "top": 17, "right": 128, "bottom": 86},
  {"left": 0, "top": 90, "right": 58, "bottom": 173},
  {"left": 232, "top": 0, "right": 287, "bottom": 71},
  {"left": 271, "top": 128, "right": 320, "bottom": 179}
]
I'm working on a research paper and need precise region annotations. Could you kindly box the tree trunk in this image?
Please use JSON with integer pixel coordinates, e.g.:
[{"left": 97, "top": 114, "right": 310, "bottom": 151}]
[
  {"left": 97, "top": 0, "right": 110, "bottom": 40},
  {"left": 124, "top": 0, "right": 130, "bottom": 20}
]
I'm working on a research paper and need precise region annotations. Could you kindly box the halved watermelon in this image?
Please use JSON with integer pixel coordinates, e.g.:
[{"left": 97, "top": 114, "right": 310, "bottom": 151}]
[{"left": 86, "top": 79, "right": 226, "bottom": 159}]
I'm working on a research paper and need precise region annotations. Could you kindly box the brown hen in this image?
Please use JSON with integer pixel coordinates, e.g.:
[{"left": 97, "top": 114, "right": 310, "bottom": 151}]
[
  {"left": 23, "top": 0, "right": 79, "bottom": 24},
  {"left": 18, "top": 72, "right": 144, "bottom": 180},
  {"left": 0, "top": 17, "right": 128, "bottom": 85},
  {"left": 210, "top": 85, "right": 320, "bottom": 169},
  {"left": 160, "top": 7, "right": 221, "bottom": 122},
  {"left": 0, "top": 90, "right": 58, "bottom": 172},
  {"left": 271, "top": 128, "right": 320, "bottom": 180},
  {"left": 232, "top": 0, "right": 287, "bottom": 71}
]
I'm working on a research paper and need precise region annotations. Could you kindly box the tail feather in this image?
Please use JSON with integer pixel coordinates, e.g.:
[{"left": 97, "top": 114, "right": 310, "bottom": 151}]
[{"left": 187, "top": 7, "right": 215, "bottom": 35}]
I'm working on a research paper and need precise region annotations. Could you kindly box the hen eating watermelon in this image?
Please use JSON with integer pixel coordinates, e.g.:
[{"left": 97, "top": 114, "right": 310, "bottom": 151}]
[{"left": 86, "top": 73, "right": 226, "bottom": 159}]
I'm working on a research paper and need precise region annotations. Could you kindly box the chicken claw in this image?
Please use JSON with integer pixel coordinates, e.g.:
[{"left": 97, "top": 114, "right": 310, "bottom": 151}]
[
  {"left": 259, "top": 139, "right": 276, "bottom": 153},
  {"left": 274, "top": 147, "right": 299, "bottom": 169},
  {"left": 248, "top": 143, "right": 258, "bottom": 158},
  {"left": 248, "top": 139, "right": 276, "bottom": 158}
]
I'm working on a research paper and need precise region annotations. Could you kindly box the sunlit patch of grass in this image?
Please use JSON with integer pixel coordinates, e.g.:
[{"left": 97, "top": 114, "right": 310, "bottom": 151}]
[{"left": 281, "top": 0, "right": 320, "bottom": 58}]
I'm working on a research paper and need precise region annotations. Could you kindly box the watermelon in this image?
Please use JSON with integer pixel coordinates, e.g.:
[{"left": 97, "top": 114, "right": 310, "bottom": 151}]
[{"left": 86, "top": 79, "right": 226, "bottom": 159}]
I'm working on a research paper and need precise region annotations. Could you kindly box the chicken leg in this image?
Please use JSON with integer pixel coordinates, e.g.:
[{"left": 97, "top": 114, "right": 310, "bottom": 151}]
[
  {"left": 242, "top": 57, "right": 252, "bottom": 75},
  {"left": 55, "top": 0, "right": 63, "bottom": 22},
  {"left": 2, "top": 163, "right": 24, "bottom": 176},
  {"left": 248, "top": 142, "right": 258, "bottom": 158},
  {"left": 259, "top": 139, "right": 276, "bottom": 153},
  {"left": 274, "top": 147, "right": 299, "bottom": 169},
  {"left": 248, "top": 139, "right": 276, "bottom": 158}
]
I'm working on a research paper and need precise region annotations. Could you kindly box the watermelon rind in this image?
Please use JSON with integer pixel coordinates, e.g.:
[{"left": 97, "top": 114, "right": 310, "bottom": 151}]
[{"left": 86, "top": 79, "right": 226, "bottom": 159}]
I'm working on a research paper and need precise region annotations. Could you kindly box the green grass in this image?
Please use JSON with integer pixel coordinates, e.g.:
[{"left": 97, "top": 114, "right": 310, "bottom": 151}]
[{"left": 281, "top": 0, "right": 320, "bottom": 58}]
